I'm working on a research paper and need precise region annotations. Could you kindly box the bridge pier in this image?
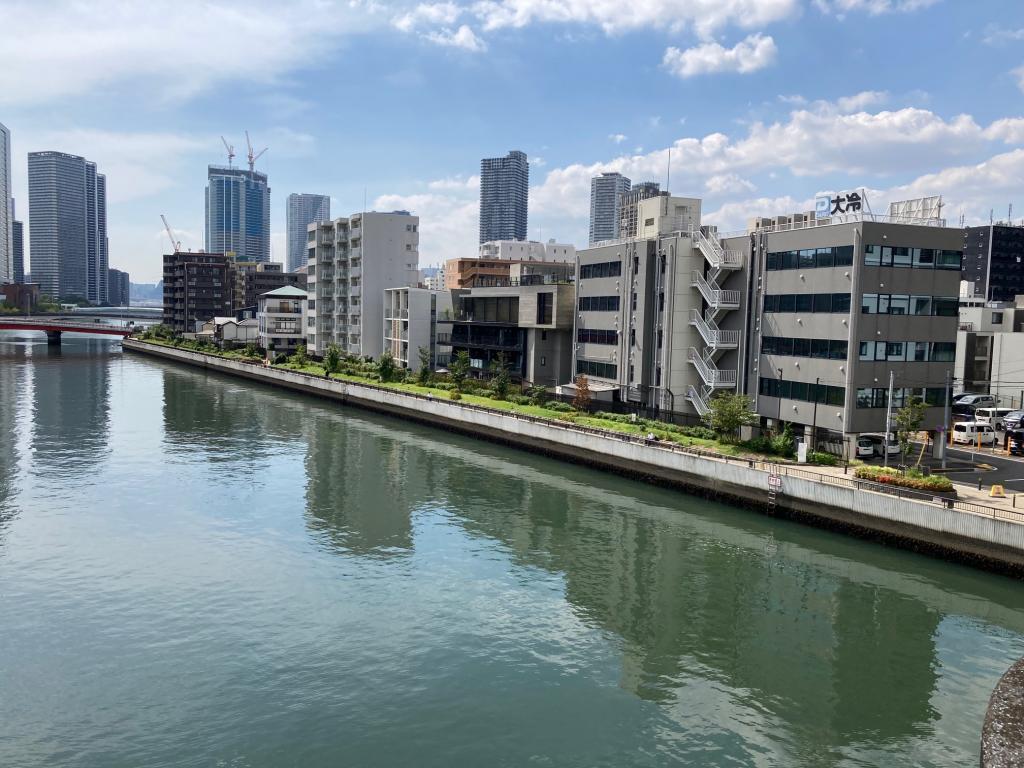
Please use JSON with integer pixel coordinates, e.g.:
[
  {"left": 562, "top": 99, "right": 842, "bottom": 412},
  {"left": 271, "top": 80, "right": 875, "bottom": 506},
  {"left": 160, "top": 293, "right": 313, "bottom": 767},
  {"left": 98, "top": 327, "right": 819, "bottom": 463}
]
[{"left": 45, "top": 331, "right": 62, "bottom": 346}]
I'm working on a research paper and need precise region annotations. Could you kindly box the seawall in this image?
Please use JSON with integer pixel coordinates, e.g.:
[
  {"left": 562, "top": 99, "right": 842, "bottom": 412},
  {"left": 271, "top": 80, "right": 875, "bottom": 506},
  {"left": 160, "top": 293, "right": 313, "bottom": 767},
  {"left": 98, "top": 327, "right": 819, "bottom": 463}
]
[{"left": 123, "top": 339, "right": 1024, "bottom": 575}]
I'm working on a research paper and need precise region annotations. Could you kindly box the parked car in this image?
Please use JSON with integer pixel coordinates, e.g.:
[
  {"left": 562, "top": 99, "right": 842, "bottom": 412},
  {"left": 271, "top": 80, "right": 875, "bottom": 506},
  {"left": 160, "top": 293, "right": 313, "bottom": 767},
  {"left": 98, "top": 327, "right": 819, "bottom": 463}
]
[
  {"left": 952, "top": 421, "right": 996, "bottom": 445},
  {"left": 856, "top": 437, "right": 875, "bottom": 458},
  {"left": 1003, "top": 410, "right": 1024, "bottom": 431},
  {"left": 1007, "top": 428, "right": 1024, "bottom": 455},
  {"left": 953, "top": 392, "right": 988, "bottom": 404},
  {"left": 952, "top": 394, "right": 997, "bottom": 417},
  {"left": 974, "top": 407, "right": 1016, "bottom": 431},
  {"left": 862, "top": 433, "right": 900, "bottom": 457}
]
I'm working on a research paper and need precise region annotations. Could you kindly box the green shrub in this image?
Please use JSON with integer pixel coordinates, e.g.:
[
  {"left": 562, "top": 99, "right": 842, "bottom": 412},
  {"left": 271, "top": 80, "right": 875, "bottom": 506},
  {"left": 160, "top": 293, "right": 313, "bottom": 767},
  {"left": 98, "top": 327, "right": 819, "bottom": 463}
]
[
  {"left": 547, "top": 401, "right": 575, "bottom": 413},
  {"left": 525, "top": 385, "right": 549, "bottom": 406},
  {"left": 770, "top": 425, "right": 796, "bottom": 458},
  {"left": 678, "top": 425, "right": 716, "bottom": 440},
  {"left": 509, "top": 395, "right": 532, "bottom": 406},
  {"left": 274, "top": 353, "right": 289, "bottom": 364},
  {"left": 449, "top": 390, "right": 462, "bottom": 401},
  {"left": 741, "top": 436, "right": 774, "bottom": 454},
  {"left": 854, "top": 465, "right": 954, "bottom": 492},
  {"left": 808, "top": 451, "right": 839, "bottom": 466}
]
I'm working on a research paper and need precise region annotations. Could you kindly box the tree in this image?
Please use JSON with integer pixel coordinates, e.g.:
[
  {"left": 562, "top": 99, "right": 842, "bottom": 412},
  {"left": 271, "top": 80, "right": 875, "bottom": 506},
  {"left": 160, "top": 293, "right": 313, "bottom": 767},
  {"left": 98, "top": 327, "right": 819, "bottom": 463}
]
[
  {"left": 323, "top": 344, "right": 342, "bottom": 377},
  {"left": 417, "top": 346, "right": 433, "bottom": 386},
  {"left": 895, "top": 395, "right": 927, "bottom": 464},
  {"left": 702, "top": 391, "right": 758, "bottom": 443},
  {"left": 489, "top": 352, "right": 512, "bottom": 400},
  {"left": 450, "top": 350, "right": 471, "bottom": 392},
  {"left": 291, "top": 342, "right": 308, "bottom": 368},
  {"left": 378, "top": 350, "right": 397, "bottom": 382},
  {"left": 572, "top": 374, "right": 591, "bottom": 412}
]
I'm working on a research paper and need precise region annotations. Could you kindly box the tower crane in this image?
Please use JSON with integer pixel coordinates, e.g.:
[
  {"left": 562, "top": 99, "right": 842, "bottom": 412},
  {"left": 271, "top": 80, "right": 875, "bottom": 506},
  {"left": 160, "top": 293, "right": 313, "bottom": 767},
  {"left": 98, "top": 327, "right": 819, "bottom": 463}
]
[
  {"left": 221, "top": 136, "right": 235, "bottom": 169},
  {"left": 245, "top": 130, "right": 268, "bottom": 172},
  {"left": 161, "top": 215, "right": 181, "bottom": 253}
]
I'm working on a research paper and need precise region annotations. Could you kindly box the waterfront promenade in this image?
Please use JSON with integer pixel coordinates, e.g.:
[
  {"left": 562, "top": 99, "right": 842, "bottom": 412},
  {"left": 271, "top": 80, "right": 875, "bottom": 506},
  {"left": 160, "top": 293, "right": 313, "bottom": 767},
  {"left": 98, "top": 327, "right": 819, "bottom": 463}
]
[{"left": 124, "top": 339, "right": 1024, "bottom": 574}]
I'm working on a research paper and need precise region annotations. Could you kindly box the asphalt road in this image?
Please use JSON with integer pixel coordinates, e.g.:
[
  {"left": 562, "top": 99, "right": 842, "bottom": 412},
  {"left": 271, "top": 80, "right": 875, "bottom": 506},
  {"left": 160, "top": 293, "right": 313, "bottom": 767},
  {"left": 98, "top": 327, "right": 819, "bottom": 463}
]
[{"left": 865, "top": 438, "right": 1024, "bottom": 490}]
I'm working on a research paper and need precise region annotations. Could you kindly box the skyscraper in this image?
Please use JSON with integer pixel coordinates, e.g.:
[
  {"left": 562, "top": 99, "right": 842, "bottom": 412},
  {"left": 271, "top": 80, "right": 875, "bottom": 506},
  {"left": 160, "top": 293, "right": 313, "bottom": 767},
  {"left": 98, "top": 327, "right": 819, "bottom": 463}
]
[
  {"left": 205, "top": 166, "right": 270, "bottom": 262},
  {"left": 479, "top": 150, "right": 528, "bottom": 244},
  {"left": 28, "top": 151, "right": 108, "bottom": 302},
  {"left": 286, "top": 193, "right": 330, "bottom": 272},
  {"left": 589, "top": 172, "right": 631, "bottom": 244},
  {"left": 12, "top": 202, "right": 24, "bottom": 284},
  {"left": 0, "top": 123, "right": 12, "bottom": 284},
  {"left": 107, "top": 268, "right": 130, "bottom": 306}
]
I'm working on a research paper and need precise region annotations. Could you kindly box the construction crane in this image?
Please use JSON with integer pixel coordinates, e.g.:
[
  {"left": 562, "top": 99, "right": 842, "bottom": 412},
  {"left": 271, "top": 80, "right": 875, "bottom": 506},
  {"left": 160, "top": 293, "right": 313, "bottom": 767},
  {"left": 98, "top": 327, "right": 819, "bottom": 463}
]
[
  {"left": 221, "top": 136, "right": 235, "bottom": 169},
  {"left": 161, "top": 214, "right": 181, "bottom": 253},
  {"left": 245, "top": 130, "right": 267, "bottom": 172}
]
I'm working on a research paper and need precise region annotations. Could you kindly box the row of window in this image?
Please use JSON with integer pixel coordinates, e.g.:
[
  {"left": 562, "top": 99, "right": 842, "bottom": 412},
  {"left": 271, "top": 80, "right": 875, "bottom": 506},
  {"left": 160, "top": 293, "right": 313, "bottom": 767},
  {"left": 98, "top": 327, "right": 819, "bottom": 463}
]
[
  {"left": 864, "top": 245, "right": 961, "bottom": 270},
  {"left": 759, "top": 377, "right": 846, "bottom": 406},
  {"left": 761, "top": 336, "right": 848, "bottom": 360},
  {"left": 577, "top": 329, "right": 618, "bottom": 345},
  {"left": 858, "top": 341, "right": 955, "bottom": 363},
  {"left": 861, "top": 293, "right": 958, "bottom": 316},
  {"left": 576, "top": 359, "right": 617, "bottom": 379},
  {"left": 856, "top": 387, "right": 946, "bottom": 409},
  {"left": 764, "top": 293, "right": 852, "bottom": 313},
  {"left": 578, "top": 296, "right": 620, "bottom": 312},
  {"left": 766, "top": 246, "right": 855, "bottom": 271},
  {"left": 579, "top": 261, "right": 621, "bottom": 280}
]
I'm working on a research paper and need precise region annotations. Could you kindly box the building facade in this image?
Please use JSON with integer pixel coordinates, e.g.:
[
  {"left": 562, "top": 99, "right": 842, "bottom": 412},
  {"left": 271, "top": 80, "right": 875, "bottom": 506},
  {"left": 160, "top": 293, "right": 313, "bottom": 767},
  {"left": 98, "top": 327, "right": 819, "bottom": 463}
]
[
  {"left": 12, "top": 214, "right": 24, "bottom": 284},
  {"left": 954, "top": 296, "right": 1024, "bottom": 402},
  {"left": 107, "top": 268, "right": 130, "bottom": 306},
  {"left": 479, "top": 150, "right": 528, "bottom": 244},
  {"left": 739, "top": 216, "right": 963, "bottom": 455},
  {"left": 232, "top": 261, "right": 307, "bottom": 313},
  {"left": 28, "top": 151, "right": 108, "bottom": 303},
  {"left": 162, "top": 252, "right": 233, "bottom": 334},
  {"left": 962, "top": 224, "right": 1024, "bottom": 303},
  {"left": 258, "top": 285, "right": 308, "bottom": 355},
  {"left": 479, "top": 239, "right": 575, "bottom": 262},
  {"left": 205, "top": 166, "right": 271, "bottom": 263},
  {"left": 0, "top": 124, "right": 11, "bottom": 284},
  {"left": 286, "top": 193, "right": 330, "bottom": 272},
  {"left": 306, "top": 211, "right": 420, "bottom": 358},
  {"left": 618, "top": 181, "right": 662, "bottom": 240},
  {"left": 383, "top": 287, "right": 454, "bottom": 370},
  {"left": 589, "top": 172, "right": 631, "bottom": 244}
]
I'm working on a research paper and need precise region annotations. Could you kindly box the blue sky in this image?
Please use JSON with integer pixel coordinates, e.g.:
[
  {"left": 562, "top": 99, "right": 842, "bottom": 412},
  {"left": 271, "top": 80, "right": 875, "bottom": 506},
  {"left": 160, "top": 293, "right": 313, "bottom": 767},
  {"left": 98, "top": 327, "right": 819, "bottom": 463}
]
[{"left": 2, "top": 0, "right": 1023, "bottom": 282}]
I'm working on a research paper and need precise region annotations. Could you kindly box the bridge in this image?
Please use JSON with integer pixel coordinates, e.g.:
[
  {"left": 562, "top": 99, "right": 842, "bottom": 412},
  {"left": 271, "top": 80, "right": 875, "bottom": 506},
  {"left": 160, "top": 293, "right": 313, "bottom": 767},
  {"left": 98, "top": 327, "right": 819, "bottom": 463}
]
[{"left": 0, "top": 317, "right": 134, "bottom": 345}]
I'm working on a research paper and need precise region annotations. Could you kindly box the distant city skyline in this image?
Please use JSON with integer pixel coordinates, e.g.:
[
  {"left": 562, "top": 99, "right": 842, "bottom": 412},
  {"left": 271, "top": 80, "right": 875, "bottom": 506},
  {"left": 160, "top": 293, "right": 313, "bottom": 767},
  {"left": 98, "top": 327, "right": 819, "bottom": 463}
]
[{"left": 1, "top": 0, "right": 1023, "bottom": 281}]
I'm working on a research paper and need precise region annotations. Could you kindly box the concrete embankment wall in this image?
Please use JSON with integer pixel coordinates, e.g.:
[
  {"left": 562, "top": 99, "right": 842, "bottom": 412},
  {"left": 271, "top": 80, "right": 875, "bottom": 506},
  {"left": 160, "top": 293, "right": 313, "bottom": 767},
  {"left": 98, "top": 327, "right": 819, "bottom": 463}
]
[{"left": 124, "top": 340, "right": 1024, "bottom": 574}]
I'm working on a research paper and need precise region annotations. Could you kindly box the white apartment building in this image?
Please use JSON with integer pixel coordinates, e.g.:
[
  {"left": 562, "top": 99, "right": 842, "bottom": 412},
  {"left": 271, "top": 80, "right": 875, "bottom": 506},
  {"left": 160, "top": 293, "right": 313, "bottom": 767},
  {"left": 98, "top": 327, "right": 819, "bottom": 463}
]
[
  {"left": 258, "top": 285, "right": 308, "bottom": 355},
  {"left": 306, "top": 211, "right": 420, "bottom": 358},
  {"left": 479, "top": 239, "right": 575, "bottom": 262},
  {"left": 383, "top": 287, "right": 454, "bottom": 370}
]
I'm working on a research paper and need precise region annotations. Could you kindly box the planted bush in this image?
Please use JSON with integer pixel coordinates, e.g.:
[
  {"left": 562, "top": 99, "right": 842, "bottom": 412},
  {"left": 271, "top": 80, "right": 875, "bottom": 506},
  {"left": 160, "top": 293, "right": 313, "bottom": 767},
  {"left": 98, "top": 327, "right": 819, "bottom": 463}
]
[
  {"left": 449, "top": 390, "right": 462, "bottom": 401},
  {"left": 546, "top": 401, "right": 575, "bottom": 413},
  {"left": 807, "top": 451, "right": 839, "bottom": 466},
  {"left": 854, "top": 466, "right": 954, "bottom": 492}
]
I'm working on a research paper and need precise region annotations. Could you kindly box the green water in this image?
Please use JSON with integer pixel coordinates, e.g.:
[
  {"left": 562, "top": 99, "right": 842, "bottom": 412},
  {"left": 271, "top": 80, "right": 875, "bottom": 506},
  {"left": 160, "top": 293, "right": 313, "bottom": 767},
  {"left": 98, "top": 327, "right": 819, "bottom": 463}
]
[{"left": 1, "top": 338, "right": 1023, "bottom": 767}]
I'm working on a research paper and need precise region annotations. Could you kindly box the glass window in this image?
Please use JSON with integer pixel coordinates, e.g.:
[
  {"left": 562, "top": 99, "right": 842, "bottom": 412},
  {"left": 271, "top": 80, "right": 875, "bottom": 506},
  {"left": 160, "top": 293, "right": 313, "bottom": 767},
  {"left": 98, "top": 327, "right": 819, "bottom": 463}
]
[
  {"left": 892, "top": 247, "right": 912, "bottom": 267},
  {"left": 880, "top": 246, "right": 893, "bottom": 267},
  {"left": 835, "top": 245, "right": 854, "bottom": 266},
  {"left": 833, "top": 293, "right": 851, "bottom": 313},
  {"left": 799, "top": 249, "right": 816, "bottom": 269},
  {"left": 811, "top": 339, "right": 829, "bottom": 358},
  {"left": 992, "top": 312, "right": 1004, "bottom": 325},
  {"left": 932, "top": 342, "right": 955, "bottom": 361},
  {"left": 934, "top": 297, "right": 958, "bottom": 316},
  {"left": 857, "top": 388, "right": 873, "bottom": 408},
  {"left": 911, "top": 295, "right": 932, "bottom": 316},
  {"left": 778, "top": 379, "right": 792, "bottom": 399},
  {"left": 812, "top": 293, "right": 832, "bottom": 312},
  {"left": 795, "top": 294, "right": 813, "bottom": 313},
  {"left": 886, "top": 342, "right": 906, "bottom": 362},
  {"left": 864, "top": 244, "right": 881, "bottom": 266},
  {"left": 861, "top": 293, "right": 878, "bottom": 314},
  {"left": 830, "top": 340, "right": 848, "bottom": 360},
  {"left": 779, "top": 337, "right": 795, "bottom": 356},
  {"left": 764, "top": 295, "right": 779, "bottom": 312},
  {"left": 779, "top": 294, "right": 796, "bottom": 312},
  {"left": 766, "top": 252, "right": 780, "bottom": 271},
  {"left": 783, "top": 251, "right": 799, "bottom": 270},
  {"left": 827, "top": 386, "right": 845, "bottom": 406},
  {"left": 888, "top": 295, "right": 910, "bottom": 315},
  {"left": 937, "top": 250, "right": 963, "bottom": 270},
  {"left": 792, "top": 338, "right": 811, "bottom": 357},
  {"left": 815, "top": 248, "right": 834, "bottom": 268},
  {"left": 913, "top": 341, "right": 928, "bottom": 362},
  {"left": 875, "top": 342, "right": 887, "bottom": 361},
  {"left": 859, "top": 341, "right": 874, "bottom": 361},
  {"left": 791, "top": 381, "right": 809, "bottom": 401}
]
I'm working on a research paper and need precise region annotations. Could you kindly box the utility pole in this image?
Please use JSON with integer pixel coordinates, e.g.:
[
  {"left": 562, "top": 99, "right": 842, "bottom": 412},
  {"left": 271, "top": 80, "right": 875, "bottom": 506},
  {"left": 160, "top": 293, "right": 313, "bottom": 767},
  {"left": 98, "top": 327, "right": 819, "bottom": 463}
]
[
  {"left": 884, "top": 370, "right": 895, "bottom": 468},
  {"left": 943, "top": 370, "right": 951, "bottom": 470}
]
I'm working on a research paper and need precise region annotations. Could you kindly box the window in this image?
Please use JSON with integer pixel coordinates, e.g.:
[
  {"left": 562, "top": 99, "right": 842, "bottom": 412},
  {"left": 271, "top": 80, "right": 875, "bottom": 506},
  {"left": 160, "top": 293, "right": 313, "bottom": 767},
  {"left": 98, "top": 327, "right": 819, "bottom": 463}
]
[
  {"left": 644, "top": 218, "right": 655, "bottom": 227},
  {"left": 815, "top": 248, "right": 834, "bottom": 269},
  {"left": 892, "top": 247, "right": 912, "bottom": 267},
  {"left": 766, "top": 245, "right": 853, "bottom": 271},
  {"left": 578, "top": 296, "right": 620, "bottom": 311},
  {"left": 576, "top": 359, "right": 617, "bottom": 379},
  {"left": 861, "top": 294, "right": 879, "bottom": 314},
  {"left": 911, "top": 296, "right": 932, "bottom": 316},
  {"left": 580, "top": 261, "right": 622, "bottom": 279},
  {"left": 992, "top": 312, "right": 1004, "bottom": 325},
  {"left": 763, "top": 293, "right": 851, "bottom": 313},
  {"left": 799, "top": 249, "right": 816, "bottom": 269},
  {"left": 864, "top": 244, "right": 962, "bottom": 271},
  {"left": 857, "top": 387, "right": 944, "bottom": 409},
  {"left": 833, "top": 293, "right": 851, "bottom": 313},
  {"left": 934, "top": 297, "right": 958, "bottom": 316},
  {"left": 812, "top": 294, "right": 832, "bottom": 313},
  {"left": 864, "top": 244, "right": 881, "bottom": 266},
  {"left": 795, "top": 294, "right": 813, "bottom": 313},
  {"left": 811, "top": 339, "right": 829, "bottom": 358},
  {"left": 937, "top": 250, "right": 963, "bottom": 270},
  {"left": 577, "top": 328, "right": 618, "bottom": 345},
  {"left": 630, "top": 328, "right": 636, "bottom": 347},
  {"left": 834, "top": 245, "right": 854, "bottom": 266},
  {"left": 536, "top": 292, "right": 553, "bottom": 325},
  {"left": 888, "top": 295, "right": 910, "bottom": 315}
]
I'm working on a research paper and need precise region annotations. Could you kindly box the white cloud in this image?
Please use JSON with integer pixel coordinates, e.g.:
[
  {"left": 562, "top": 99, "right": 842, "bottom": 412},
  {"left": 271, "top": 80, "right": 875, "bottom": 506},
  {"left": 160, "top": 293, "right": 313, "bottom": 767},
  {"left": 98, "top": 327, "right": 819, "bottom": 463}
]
[
  {"left": 428, "top": 174, "right": 480, "bottom": 190},
  {"left": 393, "top": 2, "right": 462, "bottom": 31},
  {"left": 983, "top": 27, "right": 1024, "bottom": 45},
  {"left": 834, "top": 90, "right": 888, "bottom": 112},
  {"left": 662, "top": 34, "right": 777, "bottom": 78},
  {"left": 423, "top": 24, "right": 488, "bottom": 51},
  {"left": 374, "top": 191, "right": 478, "bottom": 264},
  {"left": 813, "top": 0, "right": 939, "bottom": 15},
  {"left": 704, "top": 173, "right": 757, "bottom": 196},
  {"left": 1015, "top": 65, "right": 1024, "bottom": 94},
  {"left": 608, "top": 133, "right": 628, "bottom": 143},
  {"left": 983, "top": 118, "right": 1024, "bottom": 144},
  {"left": 531, "top": 156, "right": 547, "bottom": 167}
]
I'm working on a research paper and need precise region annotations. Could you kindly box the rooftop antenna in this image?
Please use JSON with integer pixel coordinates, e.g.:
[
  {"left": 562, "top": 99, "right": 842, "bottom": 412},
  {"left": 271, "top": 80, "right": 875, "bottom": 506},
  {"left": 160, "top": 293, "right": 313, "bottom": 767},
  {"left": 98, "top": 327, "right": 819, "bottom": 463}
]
[
  {"left": 665, "top": 147, "right": 671, "bottom": 193},
  {"left": 1010, "top": 203, "right": 1014, "bottom": 223},
  {"left": 245, "top": 130, "right": 268, "bottom": 172},
  {"left": 161, "top": 214, "right": 181, "bottom": 253},
  {"left": 221, "top": 136, "right": 235, "bottom": 169}
]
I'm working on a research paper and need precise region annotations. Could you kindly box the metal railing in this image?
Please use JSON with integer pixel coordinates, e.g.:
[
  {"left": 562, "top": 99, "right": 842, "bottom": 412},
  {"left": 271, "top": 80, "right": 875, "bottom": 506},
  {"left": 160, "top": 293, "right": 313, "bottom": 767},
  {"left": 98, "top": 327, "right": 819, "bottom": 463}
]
[
  {"left": 687, "top": 347, "right": 737, "bottom": 387},
  {"left": 689, "top": 309, "right": 740, "bottom": 350},
  {"left": 692, "top": 227, "right": 742, "bottom": 271},
  {"left": 691, "top": 271, "right": 741, "bottom": 310},
  {"left": 686, "top": 384, "right": 711, "bottom": 416}
]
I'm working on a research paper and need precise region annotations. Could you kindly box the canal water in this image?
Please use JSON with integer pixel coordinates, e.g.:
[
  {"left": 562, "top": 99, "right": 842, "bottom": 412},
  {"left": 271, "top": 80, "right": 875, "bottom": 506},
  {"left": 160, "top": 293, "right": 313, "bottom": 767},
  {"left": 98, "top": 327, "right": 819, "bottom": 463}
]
[{"left": 2, "top": 338, "right": 1023, "bottom": 767}]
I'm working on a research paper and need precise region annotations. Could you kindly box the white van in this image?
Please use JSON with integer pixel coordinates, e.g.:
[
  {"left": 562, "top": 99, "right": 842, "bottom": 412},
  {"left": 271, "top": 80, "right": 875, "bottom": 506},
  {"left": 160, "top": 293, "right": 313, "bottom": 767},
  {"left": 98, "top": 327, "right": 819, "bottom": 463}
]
[
  {"left": 862, "top": 433, "right": 899, "bottom": 457},
  {"left": 974, "top": 407, "right": 1014, "bottom": 430},
  {"left": 952, "top": 422, "right": 996, "bottom": 445}
]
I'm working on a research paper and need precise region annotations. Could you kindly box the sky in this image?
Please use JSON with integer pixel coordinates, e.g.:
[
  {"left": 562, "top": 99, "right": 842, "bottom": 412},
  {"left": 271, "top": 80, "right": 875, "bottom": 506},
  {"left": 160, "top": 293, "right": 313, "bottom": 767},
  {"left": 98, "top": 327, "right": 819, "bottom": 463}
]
[{"left": 2, "top": 0, "right": 1023, "bottom": 284}]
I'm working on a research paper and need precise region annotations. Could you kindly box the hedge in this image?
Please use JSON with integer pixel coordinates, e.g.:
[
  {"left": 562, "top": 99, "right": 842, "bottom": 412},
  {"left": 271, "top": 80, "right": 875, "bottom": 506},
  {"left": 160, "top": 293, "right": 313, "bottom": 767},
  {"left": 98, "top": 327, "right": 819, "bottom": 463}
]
[{"left": 854, "top": 466, "right": 954, "bottom": 492}]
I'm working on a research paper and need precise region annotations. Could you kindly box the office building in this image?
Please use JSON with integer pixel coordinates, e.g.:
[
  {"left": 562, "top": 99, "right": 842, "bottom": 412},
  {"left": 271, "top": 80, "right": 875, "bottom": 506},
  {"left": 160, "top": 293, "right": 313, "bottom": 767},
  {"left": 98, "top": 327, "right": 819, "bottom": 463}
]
[
  {"left": 306, "top": 211, "right": 420, "bottom": 358},
  {"left": 962, "top": 223, "right": 1024, "bottom": 303},
  {"left": 954, "top": 295, "right": 1024, "bottom": 402},
  {"left": 568, "top": 194, "right": 731, "bottom": 415},
  {"left": 444, "top": 257, "right": 574, "bottom": 289},
  {"left": 479, "top": 239, "right": 575, "bottom": 262},
  {"left": 258, "top": 284, "right": 308, "bottom": 355},
  {"left": 739, "top": 199, "right": 963, "bottom": 456},
  {"left": 205, "top": 165, "right": 270, "bottom": 262},
  {"left": 232, "top": 261, "right": 306, "bottom": 313},
  {"left": 479, "top": 150, "right": 528, "bottom": 244},
  {"left": 618, "top": 181, "right": 663, "bottom": 239},
  {"left": 162, "top": 252, "right": 233, "bottom": 334},
  {"left": 107, "top": 268, "right": 130, "bottom": 306},
  {"left": 589, "top": 172, "right": 631, "bottom": 244},
  {"left": 12, "top": 209, "right": 24, "bottom": 284},
  {"left": 28, "top": 151, "right": 108, "bottom": 303},
  {"left": 0, "top": 124, "right": 11, "bottom": 284},
  {"left": 383, "top": 287, "right": 454, "bottom": 370},
  {"left": 286, "top": 193, "right": 330, "bottom": 272}
]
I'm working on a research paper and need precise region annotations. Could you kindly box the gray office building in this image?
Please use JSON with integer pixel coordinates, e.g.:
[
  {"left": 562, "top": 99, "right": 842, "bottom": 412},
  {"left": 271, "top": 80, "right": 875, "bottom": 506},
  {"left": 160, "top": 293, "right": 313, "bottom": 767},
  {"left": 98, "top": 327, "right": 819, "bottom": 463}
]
[
  {"left": 618, "top": 181, "right": 663, "bottom": 239},
  {"left": 589, "top": 172, "right": 630, "bottom": 244},
  {"left": 12, "top": 210, "right": 24, "bottom": 284},
  {"left": 286, "top": 193, "right": 330, "bottom": 272},
  {"left": 107, "top": 268, "right": 130, "bottom": 306},
  {"left": 0, "top": 123, "right": 12, "bottom": 284},
  {"left": 205, "top": 166, "right": 270, "bottom": 263},
  {"left": 479, "top": 150, "right": 528, "bottom": 244},
  {"left": 28, "top": 151, "right": 108, "bottom": 303}
]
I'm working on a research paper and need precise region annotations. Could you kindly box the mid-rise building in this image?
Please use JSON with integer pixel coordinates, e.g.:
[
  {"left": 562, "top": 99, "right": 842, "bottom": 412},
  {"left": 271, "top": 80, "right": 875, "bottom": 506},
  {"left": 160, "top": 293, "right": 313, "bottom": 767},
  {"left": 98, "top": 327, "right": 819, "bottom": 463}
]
[
  {"left": 420, "top": 266, "right": 445, "bottom": 291},
  {"left": 0, "top": 282, "right": 39, "bottom": 313},
  {"left": 444, "top": 256, "right": 574, "bottom": 289},
  {"left": 28, "top": 151, "right": 108, "bottom": 303},
  {"left": 618, "top": 181, "right": 663, "bottom": 240},
  {"left": 0, "top": 124, "right": 11, "bottom": 284},
  {"left": 205, "top": 165, "right": 270, "bottom": 262},
  {"left": 107, "top": 268, "right": 130, "bottom": 306},
  {"left": 954, "top": 295, "right": 1024, "bottom": 400},
  {"left": 479, "top": 150, "right": 528, "bottom": 244},
  {"left": 286, "top": 193, "right": 330, "bottom": 272},
  {"left": 258, "top": 285, "right": 308, "bottom": 355},
  {"left": 962, "top": 223, "right": 1024, "bottom": 303},
  {"left": 162, "top": 252, "right": 233, "bottom": 334},
  {"left": 232, "top": 261, "right": 307, "bottom": 313},
  {"left": 479, "top": 239, "right": 575, "bottom": 262},
  {"left": 739, "top": 206, "right": 964, "bottom": 456},
  {"left": 589, "top": 172, "right": 631, "bottom": 244},
  {"left": 383, "top": 287, "right": 454, "bottom": 370},
  {"left": 306, "top": 211, "right": 420, "bottom": 358}
]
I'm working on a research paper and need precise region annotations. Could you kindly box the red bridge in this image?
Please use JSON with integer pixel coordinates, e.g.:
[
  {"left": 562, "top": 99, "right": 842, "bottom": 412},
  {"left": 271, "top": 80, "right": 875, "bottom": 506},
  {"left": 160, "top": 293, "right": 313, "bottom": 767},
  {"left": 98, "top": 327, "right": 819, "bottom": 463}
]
[{"left": 0, "top": 317, "right": 133, "bottom": 344}]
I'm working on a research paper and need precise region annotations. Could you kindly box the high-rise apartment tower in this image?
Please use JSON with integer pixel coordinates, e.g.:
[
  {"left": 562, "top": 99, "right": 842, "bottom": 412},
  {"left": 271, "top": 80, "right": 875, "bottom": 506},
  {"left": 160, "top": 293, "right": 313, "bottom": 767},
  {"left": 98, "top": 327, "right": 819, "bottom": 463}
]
[
  {"left": 479, "top": 150, "right": 528, "bottom": 244},
  {"left": 286, "top": 193, "right": 330, "bottom": 272}
]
